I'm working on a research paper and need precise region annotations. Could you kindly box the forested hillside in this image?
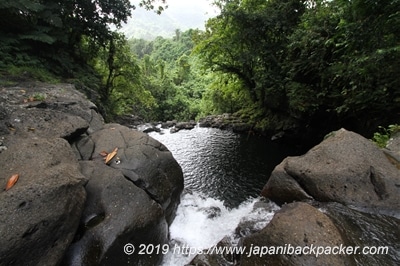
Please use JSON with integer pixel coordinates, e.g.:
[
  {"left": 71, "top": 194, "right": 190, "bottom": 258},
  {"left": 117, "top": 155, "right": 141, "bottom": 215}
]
[
  {"left": 1, "top": 0, "right": 399, "bottom": 140},
  {"left": 195, "top": 0, "right": 400, "bottom": 138},
  {"left": 124, "top": 29, "right": 211, "bottom": 121}
]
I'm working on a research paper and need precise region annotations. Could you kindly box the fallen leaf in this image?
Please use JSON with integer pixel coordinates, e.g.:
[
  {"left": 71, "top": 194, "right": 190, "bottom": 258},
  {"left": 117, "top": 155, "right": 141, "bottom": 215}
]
[
  {"left": 99, "top": 151, "right": 108, "bottom": 157},
  {"left": 5, "top": 174, "right": 19, "bottom": 191},
  {"left": 105, "top": 147, "right": 118, "bottom": 164},
  {"left": 23, "top": 96, "right": 35, "bottom": 103}
]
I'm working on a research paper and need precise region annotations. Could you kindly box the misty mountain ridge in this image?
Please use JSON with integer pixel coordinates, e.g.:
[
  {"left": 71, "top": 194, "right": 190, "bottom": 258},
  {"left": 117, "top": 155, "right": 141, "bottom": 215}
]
[{"left": 120, "top": 1, "right": 218, "bottom": 40}]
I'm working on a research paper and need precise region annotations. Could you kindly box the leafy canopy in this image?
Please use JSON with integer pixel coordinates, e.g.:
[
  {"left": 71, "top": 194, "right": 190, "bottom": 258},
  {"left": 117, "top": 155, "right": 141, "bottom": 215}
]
[{"left": 194, "top": 0, "right": 400, "bottom": 135}]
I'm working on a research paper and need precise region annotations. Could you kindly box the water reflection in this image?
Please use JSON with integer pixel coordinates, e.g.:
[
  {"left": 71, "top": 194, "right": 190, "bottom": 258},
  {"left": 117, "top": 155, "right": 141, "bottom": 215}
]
[{"left": 149, "top": 126, "right": 299, "bottom": 208}]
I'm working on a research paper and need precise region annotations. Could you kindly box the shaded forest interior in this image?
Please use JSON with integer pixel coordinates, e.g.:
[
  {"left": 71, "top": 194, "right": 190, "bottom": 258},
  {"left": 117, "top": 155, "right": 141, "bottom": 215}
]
[{"left": 1, "top": 0, "right": 399, "bottom": 144}]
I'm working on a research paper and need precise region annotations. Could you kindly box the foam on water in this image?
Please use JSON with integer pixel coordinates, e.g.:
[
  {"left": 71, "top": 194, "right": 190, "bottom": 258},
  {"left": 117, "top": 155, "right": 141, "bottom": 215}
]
[
  {"left": 161, "top": 192, "right": 279, "bottom": 265},
  {"left": 147, "top": 127, "right": 294, "bottom": 265}
]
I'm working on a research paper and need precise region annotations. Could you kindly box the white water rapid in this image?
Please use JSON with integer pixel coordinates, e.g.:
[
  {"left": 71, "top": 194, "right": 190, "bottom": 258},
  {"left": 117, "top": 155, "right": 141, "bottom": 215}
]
[
  {"left": 161, "top": 192, "right": 279, "bottom": 265},
  {"left": 148, "top": 126, "right": 294, "bottom": 265}
]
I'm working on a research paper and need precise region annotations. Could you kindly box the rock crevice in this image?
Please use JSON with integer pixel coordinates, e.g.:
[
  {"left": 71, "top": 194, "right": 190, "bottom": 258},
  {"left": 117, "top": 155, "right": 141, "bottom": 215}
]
[{"left": 0, "top": 83, "right": 184, "bottom": 265}]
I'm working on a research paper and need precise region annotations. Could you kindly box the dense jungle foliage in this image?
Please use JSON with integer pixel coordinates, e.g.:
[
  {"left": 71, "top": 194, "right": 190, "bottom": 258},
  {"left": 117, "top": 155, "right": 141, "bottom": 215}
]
[{"left": 1, "top": 0, "right": 399, "bottom": 138}]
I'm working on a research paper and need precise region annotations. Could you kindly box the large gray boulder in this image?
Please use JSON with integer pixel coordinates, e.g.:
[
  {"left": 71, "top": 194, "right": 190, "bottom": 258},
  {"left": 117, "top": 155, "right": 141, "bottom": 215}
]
[
  {"left": 64, "top": 124, "right": 184, "bottom": 265},
  {"left": 63, "top": 161, "right": 168, "bottom": 266},
  {"left": 0, "top": 83, "right": 104, "bottom": 138},
  {"left": 0, "top": 83, "right": 184, "bottom": 265},
  {"left": 73, "top": 123, "right": 184, "bottom": 225},
  {"left": 191, "top": 128, "right": 400, "bottom": 266},
  {"left": 0, "top": 137, "right": 86, "bottom": 266},
  {"left": 262, "top": 128, "right": 400, "bottom": 216},
  {"left": 239, "top": 202, "right": 352, "bottom": 266},
  {"left": 238, "top": 201, "right": 400, "bottom": 265},
  {"left": 253, "top": 128, "right": 400, "bottom": 265}
]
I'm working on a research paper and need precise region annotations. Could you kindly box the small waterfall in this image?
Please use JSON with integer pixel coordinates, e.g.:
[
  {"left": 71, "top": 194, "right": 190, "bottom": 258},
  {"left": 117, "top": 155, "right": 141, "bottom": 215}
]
[
  {"left": 148, "top": 126, "right": 298, "bottom": 265},
  {"left": 161, "top": 192, "right": 279, "bottom": 265}
]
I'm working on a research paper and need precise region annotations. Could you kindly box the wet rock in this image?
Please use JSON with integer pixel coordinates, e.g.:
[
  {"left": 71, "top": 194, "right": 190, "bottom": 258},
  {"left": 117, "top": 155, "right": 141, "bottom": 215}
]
[
  {"left": 161, "top": 120, "right": 177, "bottom": 128},
  {"left": 239, "top": 202, "right": 352, "bottom": 266},
  {"left": 0, "top": 137, "right": 86, "bottom": 266},
  {"left": 384, "top": 132, "right": 400, "bottom": 169},
  {"left": 137, "top": 123, "right": 160, "bottom": 133},
  {"left": 322, "top": 202, "right": 400, "bottom": 265},
  {"left": 113, "top": 114, "right": 145, "bottom": 128},
  {"left": 175, "top": 121, "right": 196, "bottom": 130},
  {"left": 261, "top": 162, "right": 313, "bottom": 205},
  {"left": 0, "top": 83, "right": 184, "bottom": 265},
  {"left": 262, "top": 128, "right": 400, "bottom": 215},
  {"left": 63, "top": 161, "right": 168, "bottom": 266},
  {"left": 188, "top": 236, "right": 235, "bottom": 266},
  {"left": 199, "top": 206, "right": 222, "bottom": 219},
  {"left": 166, "top": 121, "right": 197, "bottom": 134},
  {"left": 74, "top": 123, "right": 184, "bottom": 225},
  {"left": 198, "top": 113, "right": 252, "bottom": 133},
  {"left": 234, "top": 199, "right": 279, "bottom": 238},
  {"left": 65, "top": 123, "right": 183, "bottom": 265},
  {"left": 189, "top": 199, "right": 280, "bottom": 266}
]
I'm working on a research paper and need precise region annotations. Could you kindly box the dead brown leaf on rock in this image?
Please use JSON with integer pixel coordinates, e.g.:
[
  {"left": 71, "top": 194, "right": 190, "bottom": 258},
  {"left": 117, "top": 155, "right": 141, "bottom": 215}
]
[
  {"left": 99, "top": 151, "right": 108, "bottom": 157},
  {"left": 104, "top": 147, "right": 118, "bottom": 164},
  {"left": 5, "top": 174, "right": 19, "bottom": 191},
  {"left": 23, "top": 96, "right": 35, "bottom": 103}
]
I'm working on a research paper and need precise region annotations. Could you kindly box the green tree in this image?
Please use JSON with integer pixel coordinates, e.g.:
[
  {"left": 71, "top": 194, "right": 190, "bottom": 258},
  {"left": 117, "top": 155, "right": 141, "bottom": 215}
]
[
  {"left": 174, "top": 54, "right": 191, "bottom": 85},
  {"left": 94, "top": 33, "right": 156, "bottom": 118},
  {"left": 195, "top": 0, "right": 307, "bottom": 130},
  {"left": 0, "top": 0, "right": 167, "bottom": 72},
  {"left": 195, "top": 0, "right": 399, "bottom": 136},
  {"left": 129, "top": 29, "right": 208, "bottom": 121},
  {"left": 286, "top": 0, "right": 400, "bottom": 133}
]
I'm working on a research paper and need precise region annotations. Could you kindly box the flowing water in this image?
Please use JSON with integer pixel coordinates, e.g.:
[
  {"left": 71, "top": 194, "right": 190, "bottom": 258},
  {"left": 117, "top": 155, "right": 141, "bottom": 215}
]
[{"left": 148, "top": 126, "right": 300, "bottom": 265}]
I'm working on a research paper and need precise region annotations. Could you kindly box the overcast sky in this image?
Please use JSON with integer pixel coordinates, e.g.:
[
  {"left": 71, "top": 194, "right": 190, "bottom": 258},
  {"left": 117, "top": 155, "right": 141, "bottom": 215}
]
[
  {"left": 122, "top": 0, "right": 219, "bottom": 39},
  {"left": 131, "top": 0, "right": 219, "bottom": 19}
]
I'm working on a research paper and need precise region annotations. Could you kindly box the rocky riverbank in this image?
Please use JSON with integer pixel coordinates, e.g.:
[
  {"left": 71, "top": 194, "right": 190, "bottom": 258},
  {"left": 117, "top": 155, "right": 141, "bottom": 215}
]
[
  {"left": 130, "top": 113, "right": 307, "bottom": 147},
  {"left": 0, "top": 82, "right": 183, "bottom": 265},
  {"left": 189, "top": 128, "right": 400, "bottom": 265},
  {"left": 1, "top": 82, "right": 399, "bottom": 265},
  {"left": 115, "top": 113, "right": 254, "bottom": 135}
]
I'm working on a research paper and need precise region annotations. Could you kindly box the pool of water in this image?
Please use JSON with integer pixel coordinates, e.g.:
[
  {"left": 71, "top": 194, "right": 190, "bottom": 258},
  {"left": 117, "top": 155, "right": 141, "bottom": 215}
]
[
  {"left": 150, "top": 126, "right": 298, "bottom": 208},
  {"left": 148, "top": 126, "right": 300, "bottom": 264}
]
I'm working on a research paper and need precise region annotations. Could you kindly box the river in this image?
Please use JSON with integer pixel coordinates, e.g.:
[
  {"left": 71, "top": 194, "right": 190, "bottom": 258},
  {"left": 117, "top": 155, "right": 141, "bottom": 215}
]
[{"left": 148, "top": 126, "right": 300, "bottom": 265}]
